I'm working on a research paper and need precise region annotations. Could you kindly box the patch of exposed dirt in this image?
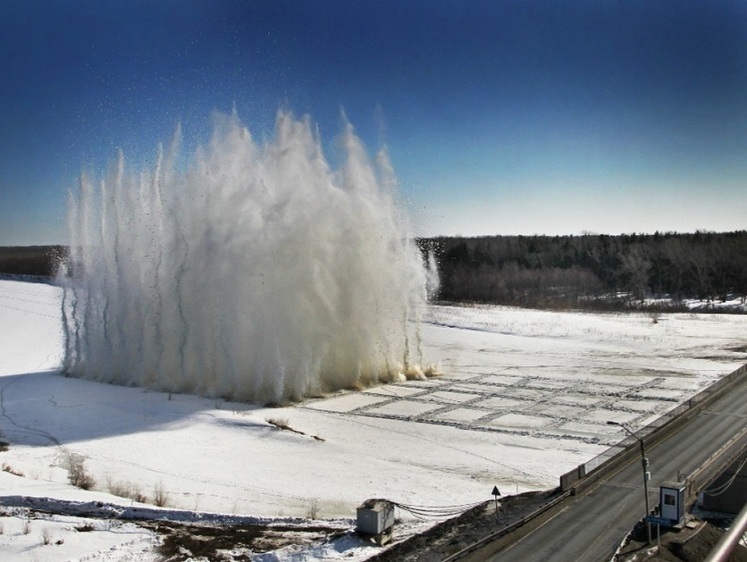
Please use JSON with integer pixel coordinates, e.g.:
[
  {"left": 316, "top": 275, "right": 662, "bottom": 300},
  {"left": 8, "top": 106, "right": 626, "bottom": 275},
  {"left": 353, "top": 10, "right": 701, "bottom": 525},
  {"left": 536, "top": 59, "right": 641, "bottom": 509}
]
[
  {"left": 141, "top": 520, "right": 345, "bottom": 561},
  {"left": 616, "top": 518, "right": 747, "bottom": 562},
  {"left": 369, "top": 489, "right": 560, "bottom": 561}
]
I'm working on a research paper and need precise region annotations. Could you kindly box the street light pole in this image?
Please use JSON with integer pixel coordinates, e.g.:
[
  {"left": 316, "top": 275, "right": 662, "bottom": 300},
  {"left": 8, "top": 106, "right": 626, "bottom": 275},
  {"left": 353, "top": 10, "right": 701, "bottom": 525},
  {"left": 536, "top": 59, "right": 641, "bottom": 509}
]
[{"left": 607, "top": 421, "right": 652, "bottom": 544}]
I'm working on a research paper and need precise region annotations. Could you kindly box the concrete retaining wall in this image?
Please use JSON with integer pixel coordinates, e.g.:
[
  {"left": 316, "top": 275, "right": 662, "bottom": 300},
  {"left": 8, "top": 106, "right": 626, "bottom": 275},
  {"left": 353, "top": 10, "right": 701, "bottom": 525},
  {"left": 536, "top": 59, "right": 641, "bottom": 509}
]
[{"left": 703, "top": 453, "right": 747, "bottom": 514}]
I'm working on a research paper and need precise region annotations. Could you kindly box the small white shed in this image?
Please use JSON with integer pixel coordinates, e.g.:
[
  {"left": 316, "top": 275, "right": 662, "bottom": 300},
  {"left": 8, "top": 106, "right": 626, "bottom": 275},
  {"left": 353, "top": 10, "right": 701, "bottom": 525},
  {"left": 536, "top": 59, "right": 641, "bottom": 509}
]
[{"left": 356, "top": 499, "right": 395, "bottom": 545}]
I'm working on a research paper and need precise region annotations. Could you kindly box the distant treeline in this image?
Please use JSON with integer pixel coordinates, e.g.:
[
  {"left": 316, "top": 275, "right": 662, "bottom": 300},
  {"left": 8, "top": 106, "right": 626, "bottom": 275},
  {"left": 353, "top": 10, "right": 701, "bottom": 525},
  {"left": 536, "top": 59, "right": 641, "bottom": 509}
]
[
  {"left": 4, "top": 233, "right": 747, "bottom": 312},
  {"left": 418, "top": 231, "right": 747, "bottom": 310},
  {"left": 0, "top": 246, "right": 66, "bottom": 278}
]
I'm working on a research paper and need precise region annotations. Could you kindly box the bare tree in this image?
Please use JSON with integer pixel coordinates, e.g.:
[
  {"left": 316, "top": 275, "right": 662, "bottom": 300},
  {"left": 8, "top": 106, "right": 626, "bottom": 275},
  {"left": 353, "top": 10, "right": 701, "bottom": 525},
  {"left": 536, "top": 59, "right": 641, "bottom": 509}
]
[{"left": 620, "top": 245, "right": 651, "bottom": 303}]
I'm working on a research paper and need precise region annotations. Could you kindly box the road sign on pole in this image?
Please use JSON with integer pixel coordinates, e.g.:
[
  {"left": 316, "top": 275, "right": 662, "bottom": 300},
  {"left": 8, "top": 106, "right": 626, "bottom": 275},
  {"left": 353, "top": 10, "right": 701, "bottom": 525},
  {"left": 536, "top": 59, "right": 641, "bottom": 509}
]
[{"left": 492, "top": 486, "right": 501, "bottom": 517}]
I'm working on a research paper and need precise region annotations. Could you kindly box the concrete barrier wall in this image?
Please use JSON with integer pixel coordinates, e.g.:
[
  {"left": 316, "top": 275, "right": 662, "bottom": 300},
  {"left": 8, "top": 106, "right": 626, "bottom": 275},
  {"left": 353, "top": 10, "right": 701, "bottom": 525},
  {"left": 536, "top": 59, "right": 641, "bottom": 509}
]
[
  {"left": 686, "top": 425, "right": 747, "bottom": 509},
  {"left": 560, "top": 363, "right": 747, "bottom": 492},
  {"left": 703, "top": 447, "right": 747, "bottom": 514}
]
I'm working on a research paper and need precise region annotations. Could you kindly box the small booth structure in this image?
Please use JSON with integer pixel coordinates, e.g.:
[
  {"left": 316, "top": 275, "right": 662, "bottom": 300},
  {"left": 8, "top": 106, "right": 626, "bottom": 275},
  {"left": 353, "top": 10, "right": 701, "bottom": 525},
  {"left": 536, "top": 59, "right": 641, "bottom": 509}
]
[
  {"left": 356, "top": 499, "right": 395, "bottom": 545},
  {"left": 659, "top": 481, "right": 686, "bottom": 525}
]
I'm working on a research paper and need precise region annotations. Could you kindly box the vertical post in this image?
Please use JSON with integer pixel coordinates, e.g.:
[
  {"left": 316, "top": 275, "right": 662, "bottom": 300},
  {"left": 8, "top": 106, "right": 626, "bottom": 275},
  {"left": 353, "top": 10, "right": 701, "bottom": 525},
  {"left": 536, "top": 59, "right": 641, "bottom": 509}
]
[
  {"left": 492, "top": 486, "right": 501, "bottom": 520},
  {"left": 640, "top": 439, "right": 652, "bottom": 544},
  {"left": 608, "top": 421, "right": 652, "bottom": 544}
]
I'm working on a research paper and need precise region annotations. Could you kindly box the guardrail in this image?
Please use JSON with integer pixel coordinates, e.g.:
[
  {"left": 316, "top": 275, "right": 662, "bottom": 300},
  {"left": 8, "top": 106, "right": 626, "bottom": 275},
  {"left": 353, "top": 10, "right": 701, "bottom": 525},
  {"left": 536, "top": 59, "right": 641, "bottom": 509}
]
[
  {"left": 560, "top": 363, "right": 747, "bottom": 493},
  {"left": 442, "top": 490, "right": 571, "bottom": 562}
]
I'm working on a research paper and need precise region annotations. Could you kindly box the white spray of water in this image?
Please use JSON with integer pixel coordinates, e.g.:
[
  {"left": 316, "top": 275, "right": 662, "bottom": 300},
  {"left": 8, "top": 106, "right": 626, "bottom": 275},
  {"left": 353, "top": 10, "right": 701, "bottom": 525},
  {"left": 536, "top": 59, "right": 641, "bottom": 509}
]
[{"left": 59, "top": 111, "right": 438, "bottom": 404}]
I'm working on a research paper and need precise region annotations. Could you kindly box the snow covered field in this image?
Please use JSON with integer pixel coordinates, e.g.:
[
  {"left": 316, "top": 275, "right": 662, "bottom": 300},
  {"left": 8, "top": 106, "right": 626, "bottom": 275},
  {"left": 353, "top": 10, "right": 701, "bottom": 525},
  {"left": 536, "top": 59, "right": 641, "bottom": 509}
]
[{"left": 1, "top": 279, "right": 745, "bottom": 560}]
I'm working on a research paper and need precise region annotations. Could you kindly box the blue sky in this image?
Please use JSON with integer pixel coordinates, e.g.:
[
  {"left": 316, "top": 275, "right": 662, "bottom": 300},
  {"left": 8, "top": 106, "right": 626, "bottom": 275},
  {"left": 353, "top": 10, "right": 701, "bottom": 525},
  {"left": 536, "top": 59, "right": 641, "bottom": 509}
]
[{"left": 1, "top": 0, "right": 746, "bottom": 245}]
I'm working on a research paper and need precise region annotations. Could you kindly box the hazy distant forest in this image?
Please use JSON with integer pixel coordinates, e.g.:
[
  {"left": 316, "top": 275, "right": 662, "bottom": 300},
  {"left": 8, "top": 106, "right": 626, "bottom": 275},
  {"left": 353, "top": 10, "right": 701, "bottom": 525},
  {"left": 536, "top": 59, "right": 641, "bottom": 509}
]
[
  {"left": 419, "top": 231, "right": 747, "bottom": 311},
  {"left": 2, "top": 231, "right": 747, "bottom": 312},
  {"left": 0, "top": 246, "right": 66, "bottom": 278}
]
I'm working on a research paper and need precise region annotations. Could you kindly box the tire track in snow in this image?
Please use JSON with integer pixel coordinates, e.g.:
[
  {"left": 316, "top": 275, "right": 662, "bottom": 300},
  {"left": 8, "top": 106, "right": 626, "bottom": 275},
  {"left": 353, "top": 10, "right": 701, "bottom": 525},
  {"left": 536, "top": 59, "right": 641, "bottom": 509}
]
[
  {"left": 0, "top": 293, "right": 59, "bottom": 308},
  {"left": 0, "top": 300, "right": 60, "bottom": 320}
]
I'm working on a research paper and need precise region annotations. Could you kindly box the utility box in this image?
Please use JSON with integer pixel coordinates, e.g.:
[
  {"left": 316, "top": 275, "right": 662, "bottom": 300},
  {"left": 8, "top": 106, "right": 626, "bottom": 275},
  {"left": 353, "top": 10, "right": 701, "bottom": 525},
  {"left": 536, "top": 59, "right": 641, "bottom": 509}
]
[
  {"left": 660, "top": 481, "right": 686, "bottom": 524},
  {"left": 357, "top": 499, "right": 395, "bottom": 545}
]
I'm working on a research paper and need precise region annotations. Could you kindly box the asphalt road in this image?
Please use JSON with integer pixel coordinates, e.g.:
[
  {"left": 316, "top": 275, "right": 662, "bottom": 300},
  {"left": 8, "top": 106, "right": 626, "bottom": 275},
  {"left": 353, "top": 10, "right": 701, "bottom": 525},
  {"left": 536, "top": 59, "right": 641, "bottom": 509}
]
[{"left": 469, "top": 376, "right": 747, "bottom": 562}]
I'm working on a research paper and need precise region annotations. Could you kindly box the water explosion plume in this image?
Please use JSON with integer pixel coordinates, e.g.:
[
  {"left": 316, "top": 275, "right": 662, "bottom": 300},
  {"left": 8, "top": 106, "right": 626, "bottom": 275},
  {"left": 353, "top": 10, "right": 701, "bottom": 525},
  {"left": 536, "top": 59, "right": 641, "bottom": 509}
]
[{"left": 59, "top": 111, "right": 438, "bottom": 404}]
